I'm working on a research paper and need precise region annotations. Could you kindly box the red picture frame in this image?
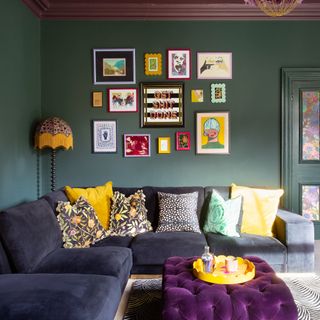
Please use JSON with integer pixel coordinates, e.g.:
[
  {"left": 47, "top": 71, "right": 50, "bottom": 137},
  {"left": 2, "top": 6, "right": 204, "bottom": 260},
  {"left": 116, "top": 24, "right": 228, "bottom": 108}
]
[
  {"left": 167, "top": 49, "right": 191, "bottom": 80},
  {"left": 176, "top": 131, "right": 191, "bottom": 151},
  {"left": 107, "top": 88, "right": 138, "bottom": 112}
]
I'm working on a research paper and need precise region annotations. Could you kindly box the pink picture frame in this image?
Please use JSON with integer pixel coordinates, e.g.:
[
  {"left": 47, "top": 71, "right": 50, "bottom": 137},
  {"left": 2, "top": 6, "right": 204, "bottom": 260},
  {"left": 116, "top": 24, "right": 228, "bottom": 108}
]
[
  {"left": 176, "top": 131, "right": 191, "bottom": 151},
  {"left": 107, "top": 88, "right": 138, "bottom": 112},
  {"left": 124, "top": 134, "right": 151, "bottom": 157},
  {"left": 167, "top": 49, "right": 191, "bottom": 80}
]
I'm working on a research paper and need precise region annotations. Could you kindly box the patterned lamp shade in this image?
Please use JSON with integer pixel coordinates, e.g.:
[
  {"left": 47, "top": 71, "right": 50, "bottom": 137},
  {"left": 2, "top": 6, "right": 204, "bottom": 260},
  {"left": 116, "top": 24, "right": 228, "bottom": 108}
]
[{"left": 34, "top": 117, "right": 73, "bottom": 150}]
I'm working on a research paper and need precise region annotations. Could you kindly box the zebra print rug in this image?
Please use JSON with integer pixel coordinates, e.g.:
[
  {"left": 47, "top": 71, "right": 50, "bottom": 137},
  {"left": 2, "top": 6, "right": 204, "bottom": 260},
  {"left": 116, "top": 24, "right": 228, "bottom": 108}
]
[{"left": 124, "top": 274, "right": 320, "bottom": 320}]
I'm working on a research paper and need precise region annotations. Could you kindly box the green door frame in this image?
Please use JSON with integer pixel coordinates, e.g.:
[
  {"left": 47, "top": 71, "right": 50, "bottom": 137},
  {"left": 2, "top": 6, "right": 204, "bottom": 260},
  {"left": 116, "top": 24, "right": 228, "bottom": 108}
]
[{"left": 281, "top": 68, "right": 320, "bottom": 239}]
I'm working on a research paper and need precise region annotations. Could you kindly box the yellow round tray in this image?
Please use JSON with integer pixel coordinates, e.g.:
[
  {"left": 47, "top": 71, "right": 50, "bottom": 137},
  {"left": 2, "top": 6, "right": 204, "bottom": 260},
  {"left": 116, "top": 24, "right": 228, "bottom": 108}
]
[{"left": 193, "top": 255, "right": 255, "bottom": 284}]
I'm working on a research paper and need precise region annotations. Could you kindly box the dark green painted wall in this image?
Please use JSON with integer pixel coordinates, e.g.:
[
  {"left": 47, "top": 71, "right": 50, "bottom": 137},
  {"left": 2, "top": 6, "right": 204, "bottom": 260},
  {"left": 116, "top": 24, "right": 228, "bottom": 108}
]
[
  {"left": 40, "top": 21, "right": 320, "bottom": 194},
  {"left": 0, "top": 1, "right": 40, "bottom": 210}
]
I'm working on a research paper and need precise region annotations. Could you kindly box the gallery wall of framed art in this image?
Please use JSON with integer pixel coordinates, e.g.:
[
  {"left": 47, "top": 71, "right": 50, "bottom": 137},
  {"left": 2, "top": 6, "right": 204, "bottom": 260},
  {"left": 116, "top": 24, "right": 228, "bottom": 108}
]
[{"left": 90, "top": 47, "right": 232, "bottom": 159}]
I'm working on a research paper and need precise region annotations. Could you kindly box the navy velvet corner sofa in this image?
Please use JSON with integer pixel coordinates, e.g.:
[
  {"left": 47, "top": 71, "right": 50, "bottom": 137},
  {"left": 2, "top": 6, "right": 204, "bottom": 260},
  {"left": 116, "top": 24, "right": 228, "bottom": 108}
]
[{"left": 0, "top": 186, "right": 315, "bottom": 320}]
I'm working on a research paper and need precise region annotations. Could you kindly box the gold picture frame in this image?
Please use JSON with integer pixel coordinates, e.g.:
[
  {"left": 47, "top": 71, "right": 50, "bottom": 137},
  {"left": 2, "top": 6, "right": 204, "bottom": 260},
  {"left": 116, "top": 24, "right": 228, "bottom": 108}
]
[
  {"left": 145, "top": 53, "right": 162, "bottom": 76},
  {"left": 158, "top": 137, "right": 171, "bottom": 154},
  {"left": 92, "top": 91, "right": 103, "bottom": 108}
]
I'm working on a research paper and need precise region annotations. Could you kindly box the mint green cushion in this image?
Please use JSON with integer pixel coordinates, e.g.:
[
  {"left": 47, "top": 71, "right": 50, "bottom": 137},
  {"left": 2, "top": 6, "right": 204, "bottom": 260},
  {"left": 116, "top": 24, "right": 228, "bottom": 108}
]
[{"left": 203, "top": 190, "right": 242, "bottom": 237}]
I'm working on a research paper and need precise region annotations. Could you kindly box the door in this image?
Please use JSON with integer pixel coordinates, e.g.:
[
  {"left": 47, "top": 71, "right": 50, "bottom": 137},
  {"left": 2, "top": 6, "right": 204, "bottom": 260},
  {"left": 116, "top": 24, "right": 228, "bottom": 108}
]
[{"left": 282, "top": 68, "right": 320, "bottom": 239}]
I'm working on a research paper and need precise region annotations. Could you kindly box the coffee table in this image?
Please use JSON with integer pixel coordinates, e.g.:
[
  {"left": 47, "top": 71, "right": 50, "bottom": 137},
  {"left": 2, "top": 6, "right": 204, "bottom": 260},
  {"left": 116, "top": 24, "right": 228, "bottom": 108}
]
[{"left": 162, "top": 256, "right": 297, "bottom": 320}]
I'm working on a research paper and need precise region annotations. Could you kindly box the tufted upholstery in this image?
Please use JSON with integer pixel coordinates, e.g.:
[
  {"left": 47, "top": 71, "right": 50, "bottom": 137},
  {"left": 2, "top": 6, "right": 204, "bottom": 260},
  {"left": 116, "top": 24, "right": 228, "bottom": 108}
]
[{"left": 162, "top": 256, "right": 298, "bottom": 320}]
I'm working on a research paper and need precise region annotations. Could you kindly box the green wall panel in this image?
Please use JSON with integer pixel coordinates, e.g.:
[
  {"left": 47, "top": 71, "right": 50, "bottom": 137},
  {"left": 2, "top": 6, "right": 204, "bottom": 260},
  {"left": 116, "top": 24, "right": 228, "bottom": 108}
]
[
  {"left": 40, "top": 21, "right": 320, "bottom": 193},
  {"left": 0, "top": 1, "right": 41, "bottom": 210}
]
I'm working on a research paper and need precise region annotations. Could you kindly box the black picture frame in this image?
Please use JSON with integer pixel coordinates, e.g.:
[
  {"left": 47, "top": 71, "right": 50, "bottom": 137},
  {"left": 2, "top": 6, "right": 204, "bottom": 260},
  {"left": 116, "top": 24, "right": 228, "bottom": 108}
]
[
  {"left": 140, "top": 82, "right": 184, "bottom": 128},
  {"left": 93, "top": 48, "right": 136, "bottom": 85}
]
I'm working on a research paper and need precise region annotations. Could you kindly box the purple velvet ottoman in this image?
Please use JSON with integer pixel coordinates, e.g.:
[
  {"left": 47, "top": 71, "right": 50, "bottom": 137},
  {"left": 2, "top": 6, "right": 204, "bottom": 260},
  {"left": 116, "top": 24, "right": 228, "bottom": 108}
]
[{"left": 162, "top": 256, "right": 297, "bottom": 320}]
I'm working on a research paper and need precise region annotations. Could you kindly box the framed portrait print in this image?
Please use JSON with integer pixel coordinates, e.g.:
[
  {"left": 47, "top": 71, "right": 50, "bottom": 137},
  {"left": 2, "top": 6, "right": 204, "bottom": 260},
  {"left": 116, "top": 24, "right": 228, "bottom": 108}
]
[
  {"left": 92, "top": 120, "right": 117, "bottom": 153},
  {"left": 197, "top": 52, "right": 232, "bottom": 80},
  {"left": 93, "top": 48, "right": 136, "bottom": 85},
  {"left": 107, "top": 88, "right": 138, "bottom": 112},
  {"left": 211, "top": 83, "right": 226, "bottom": 103},
  {"left": 167, "top": 49, "right": 191, "bottom": 80},
  {"left": 176, "top": 131, "right": 191, "bottom": 151},
  {"left": 141, "top": 82, "right": 184, "bottom": 128},
  {"left": 196, "top": 112, "right": 229, "bottom": 154},
  {"left": 158, "top": 137, "right": 171, "bottom": 154},
  {"left": 124, "top": 134, "right": 151, "bottom": 157},
  {"left": 92, "top": 91, "right": 103, "bottom": 108},
  {"left": 145, "top": 53, "right": 162, "bottom": 76}
]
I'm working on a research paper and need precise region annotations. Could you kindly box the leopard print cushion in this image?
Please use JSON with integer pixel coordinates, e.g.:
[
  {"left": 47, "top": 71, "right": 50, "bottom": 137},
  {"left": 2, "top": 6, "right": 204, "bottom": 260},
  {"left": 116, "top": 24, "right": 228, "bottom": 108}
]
[{"left": 156, "top": 192, "right": 201, "bottom": 233}]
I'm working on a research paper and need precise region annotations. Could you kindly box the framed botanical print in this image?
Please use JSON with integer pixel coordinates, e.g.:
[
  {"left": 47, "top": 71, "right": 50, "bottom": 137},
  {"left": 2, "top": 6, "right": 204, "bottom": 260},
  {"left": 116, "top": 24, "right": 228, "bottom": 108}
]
[
  {"left": 141, "top": 82, "right": 184, "bottom": 127},
  {"left": 93, "top": 48, "right": 136, "bottom": 84},
  {"left": 158, "top": 137, "right": 171, "bottom": 154},
  {"left": 196, "top": 112, "right": 229, "bottom": 154},
  {"left": 145, "top": 53, "right": 162, "bottom": 76},
  {"left": 197, "top": 52, "right": 232, "bottom": 80},
  {"left": 107, "top": 88, "right": 138, "bottom": 112},
  {"left": 92, "top": 120, "right": 117, "bottom": 153},
  {"left": 211, "top": 83, "right": 226, "bottom": 103},
  {"left": 176, "top": 131, "right": 191, "bottom": 151},
  {"left": 124, "top": 134, "right": 151, "bottom": 157},
  {"left": 167, "top": 49, "right": 191, "bottom": 80}
]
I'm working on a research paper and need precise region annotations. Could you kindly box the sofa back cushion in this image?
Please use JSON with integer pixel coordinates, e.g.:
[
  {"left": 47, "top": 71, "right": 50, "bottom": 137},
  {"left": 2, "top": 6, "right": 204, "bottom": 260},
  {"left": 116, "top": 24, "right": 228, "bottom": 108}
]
[
  {"left": 41, "top": 189, "right": 68, "bottom": 213},
  {"left": 0, "top": 240, "right": 11, "bottom": 274},
  {"left": 0, "top": 199, "right": 62, "bottom": 272},
  {"left": 114, "top": 187, "right": 205, "bottom": 230}
]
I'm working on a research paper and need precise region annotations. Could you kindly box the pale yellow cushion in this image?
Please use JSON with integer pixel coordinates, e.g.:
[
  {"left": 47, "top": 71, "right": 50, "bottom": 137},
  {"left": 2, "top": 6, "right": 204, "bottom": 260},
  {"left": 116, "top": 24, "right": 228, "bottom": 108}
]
[
  {"left": 65, "top": 181, "right": 113, "bottom": 230},
  {"left": 231, "top": 184, "right": 284, "bottom": 237}
]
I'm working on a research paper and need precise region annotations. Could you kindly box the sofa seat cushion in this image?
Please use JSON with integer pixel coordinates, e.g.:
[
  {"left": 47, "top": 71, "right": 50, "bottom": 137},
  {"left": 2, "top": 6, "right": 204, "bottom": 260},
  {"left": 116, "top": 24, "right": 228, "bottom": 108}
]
[
  {"left": 32, "top": 246, "right": 132, "bottom": 290},
  {"left": 91, "top": 236, "right": 133, "bottom": 248},
  {"left": 205, "top": 232, "right": 287, "bottom": 272},
  {"left": 131, "top": 232, "right": 207, "bottom": 266},
  {"left": 0, "top": 199, "right": 62, "bottom": 273},
  {"left": 0, "top": 274, "right": 121, "bottom": 320}
]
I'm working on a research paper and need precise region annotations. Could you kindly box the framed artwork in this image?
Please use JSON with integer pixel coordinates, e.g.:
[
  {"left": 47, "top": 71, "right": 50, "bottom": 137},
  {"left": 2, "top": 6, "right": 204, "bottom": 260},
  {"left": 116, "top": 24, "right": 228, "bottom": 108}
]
[
  {"left": 92, "top": 120, "right": 117, "bottom": 153},
  {"left": 92, "top": 91, "right": 103, "bottom": 107},
  {"left": 93, "top": 48, "right": 136, "bottom": 85},
  {"left": 124, "top": 134, "right": 151, "bottom": 157},
  {"left": 176, "top": 131, "right": 191, "bottom": 151},
  {"left": 197, "top": 52, "right": 232, "bottom": 80},
  {"left": 211, "top": 83, "right": 226, "bottom": 103},
  {"left": 158, "top": 137, "right": 171, "bottom": 154},
  {"left": 107, "top": 88, "right": 138, "bottom": 112},
  {"left": 145, "top": 53, "right": 162, "bottom": 76},
  {"left": 167, "top": 49, "right": 191, "bottom": 80},
  {"left": 196, "top": 112, "right": 230, "bottom": 154},
  {"left": 141, "top": 82, "right": 184, "bottom": 127},
  {"left": 191, "top": 89, "right": 204, "bottom": 103}
]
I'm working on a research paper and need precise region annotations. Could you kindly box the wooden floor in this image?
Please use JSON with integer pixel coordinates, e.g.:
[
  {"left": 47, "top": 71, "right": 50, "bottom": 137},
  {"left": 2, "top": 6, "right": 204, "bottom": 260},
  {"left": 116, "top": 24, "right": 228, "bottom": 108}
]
[{"left": 115, "top": 240, "right": 320, "bottom": 319}]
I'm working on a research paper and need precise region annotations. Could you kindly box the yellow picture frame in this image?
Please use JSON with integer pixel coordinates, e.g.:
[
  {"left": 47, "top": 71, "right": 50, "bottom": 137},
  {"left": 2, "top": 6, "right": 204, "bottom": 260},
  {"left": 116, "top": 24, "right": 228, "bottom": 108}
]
[
  {"left": 145, "top": 53, "right": 162, "bottom": 76},
  {"left": 158, "top": 137, "right": 171, "bottom": 154},
  {"left": 92, "top": 91, "right": 103, "bottom": 108}
]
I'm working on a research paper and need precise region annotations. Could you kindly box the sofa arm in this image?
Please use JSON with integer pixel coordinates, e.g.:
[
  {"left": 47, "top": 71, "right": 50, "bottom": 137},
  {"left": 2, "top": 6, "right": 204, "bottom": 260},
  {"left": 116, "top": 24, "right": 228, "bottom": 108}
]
[{"left": 274, "top": 209, "right": 314, "bottom": 272}]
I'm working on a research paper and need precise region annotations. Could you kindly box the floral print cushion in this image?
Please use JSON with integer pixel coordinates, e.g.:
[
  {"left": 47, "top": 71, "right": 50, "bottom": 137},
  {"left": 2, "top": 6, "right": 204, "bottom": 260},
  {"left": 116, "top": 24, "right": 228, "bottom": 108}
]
[
  {"left": 109, "top": 190, "right": 152, "bottom": 237},
  {"left": 56, "top": 196, "right": 109, "bottom": 248}
]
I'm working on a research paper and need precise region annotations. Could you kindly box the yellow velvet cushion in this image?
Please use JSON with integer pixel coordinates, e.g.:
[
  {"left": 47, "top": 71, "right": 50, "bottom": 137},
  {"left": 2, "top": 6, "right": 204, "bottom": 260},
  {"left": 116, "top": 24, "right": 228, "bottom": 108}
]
[
  {"left": 231, "top": 184, "right": 284, "bottom": 237},
  {"left": 65, "top": 181, "right": 113, "bottom": 230}
]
